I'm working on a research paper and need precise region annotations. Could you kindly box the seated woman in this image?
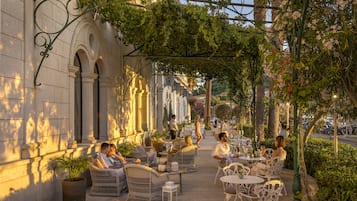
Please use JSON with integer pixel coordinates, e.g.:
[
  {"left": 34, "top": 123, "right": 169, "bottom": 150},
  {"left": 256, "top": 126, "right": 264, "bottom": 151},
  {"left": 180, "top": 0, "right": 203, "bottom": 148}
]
[
  {"left": 180, "top": 135, "right": 198, "bottom": 152},
  {"left": 250, "top": 136, "right": 286, "bottom": 175},
  {"left": 169, "top": 135, "right": 197, "bottom": 154},
  {"left": 108, "top": 143, "right": 127, "bottom": 168}
]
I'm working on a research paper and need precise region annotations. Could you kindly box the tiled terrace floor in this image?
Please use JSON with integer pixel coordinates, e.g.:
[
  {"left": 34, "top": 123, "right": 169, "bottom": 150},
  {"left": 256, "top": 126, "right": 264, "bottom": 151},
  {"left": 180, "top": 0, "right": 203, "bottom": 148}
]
[{"left": 86, "top": 132, "right": 295, "bottom": 201}]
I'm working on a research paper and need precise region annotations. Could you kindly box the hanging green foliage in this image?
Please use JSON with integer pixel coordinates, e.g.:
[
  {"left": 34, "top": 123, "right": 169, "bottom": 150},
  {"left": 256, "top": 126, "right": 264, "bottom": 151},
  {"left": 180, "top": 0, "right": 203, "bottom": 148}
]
[{"left": 78, "top": 0, "right": 263, "bottom": 80}]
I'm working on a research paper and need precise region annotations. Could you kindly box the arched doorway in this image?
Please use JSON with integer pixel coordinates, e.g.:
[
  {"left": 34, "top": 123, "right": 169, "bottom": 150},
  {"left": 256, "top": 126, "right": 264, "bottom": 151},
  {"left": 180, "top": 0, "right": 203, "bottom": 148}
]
[
  {"left": 93, "top": 63, "right": 100, "bottom": 140},
  {"left": 74, "top": 53, "right": 83, "bottom": 143}
]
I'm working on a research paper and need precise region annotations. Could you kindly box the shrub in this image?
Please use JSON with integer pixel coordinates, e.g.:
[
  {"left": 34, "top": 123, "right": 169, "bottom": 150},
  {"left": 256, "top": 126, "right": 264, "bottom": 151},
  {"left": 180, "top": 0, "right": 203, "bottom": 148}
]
[
  {"left": 117, "top": 142, "right": 137, "bottom": 157},
  {"left": 262, "top": 136, "right": 357, "bottom": 201},
  {"left": 242, "top": 124, "right": 254, "bottom": 139}
]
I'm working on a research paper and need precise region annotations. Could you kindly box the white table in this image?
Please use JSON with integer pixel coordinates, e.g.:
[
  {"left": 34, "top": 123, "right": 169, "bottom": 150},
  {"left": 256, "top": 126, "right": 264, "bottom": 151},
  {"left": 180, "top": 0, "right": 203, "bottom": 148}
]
[
  {"left": 238, "top": 156, "right": 266, "bottom": 167},
  {"left": 220, "top": 175, "right": 264, "bottom": 201},
  {"left": 239, "top": 156, "right": 266, "bottom": 162}
]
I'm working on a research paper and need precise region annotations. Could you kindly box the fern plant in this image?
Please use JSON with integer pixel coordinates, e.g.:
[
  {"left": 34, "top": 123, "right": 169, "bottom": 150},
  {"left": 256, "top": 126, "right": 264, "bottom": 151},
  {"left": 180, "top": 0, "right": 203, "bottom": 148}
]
[{"left": 55, "top": 156, "right": 89, "bottom": 181}]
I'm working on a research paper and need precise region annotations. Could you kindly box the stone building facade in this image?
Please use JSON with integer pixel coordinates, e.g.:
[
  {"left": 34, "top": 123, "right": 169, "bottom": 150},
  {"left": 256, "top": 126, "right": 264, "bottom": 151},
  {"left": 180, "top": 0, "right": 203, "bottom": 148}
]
[{"left": 0, "top": 1, "right": 191, "bottom": 200}]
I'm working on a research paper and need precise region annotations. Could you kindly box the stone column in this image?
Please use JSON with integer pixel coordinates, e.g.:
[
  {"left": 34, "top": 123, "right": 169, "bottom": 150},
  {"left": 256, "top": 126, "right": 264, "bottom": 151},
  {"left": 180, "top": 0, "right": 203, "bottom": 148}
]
[
  {"left": 129, "top": 87, "right": 137, "bottom": 135},
  {"left": 157, "top": 87, "right": 164, "bottom": 131},
  {"left": 142, "top": 91, "right": 149, "bottom": 131},
  {"left": 81, "top": 72, "right": 97, "bottom": 144},
  {"left": 67, "top": 65, "right": 79, "bottom": 148},
  {"left": 99, "top": 77, "right": 110, "bottom": 140},
  {"left": 136, "top": 90, "right": 143, "bottom": 132}
]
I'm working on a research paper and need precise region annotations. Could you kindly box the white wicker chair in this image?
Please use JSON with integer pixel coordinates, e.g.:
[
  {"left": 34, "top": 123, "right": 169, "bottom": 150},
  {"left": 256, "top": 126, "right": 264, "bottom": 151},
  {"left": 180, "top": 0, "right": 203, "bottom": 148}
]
[
  {"left": 124, "top": 164, "right": 169, "bottom": 201},
  {"left": 88, "top": 162, "right": 126, "bottom": 196},
  {"left": 238, "top": 180, "right": 284, "bottom": 201},
  {"left": 167, "top": 148, "right": 197, "bottom": 171},
  {"left": 221, "top": 162, "right": 251, "bottom": 201}
]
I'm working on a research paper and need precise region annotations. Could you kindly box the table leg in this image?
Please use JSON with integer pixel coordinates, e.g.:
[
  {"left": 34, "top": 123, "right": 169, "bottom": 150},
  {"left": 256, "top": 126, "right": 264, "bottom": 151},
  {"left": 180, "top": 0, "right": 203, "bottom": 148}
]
[{"left": 179, "top": 172, "right": 182, "bottom": 193}]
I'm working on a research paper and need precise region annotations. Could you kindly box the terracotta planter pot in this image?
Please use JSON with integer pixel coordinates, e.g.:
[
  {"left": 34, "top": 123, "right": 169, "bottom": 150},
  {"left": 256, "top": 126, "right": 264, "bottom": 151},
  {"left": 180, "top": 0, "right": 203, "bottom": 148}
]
[{"left": 62, "top": 178, "right": 86, "bottom": 201}]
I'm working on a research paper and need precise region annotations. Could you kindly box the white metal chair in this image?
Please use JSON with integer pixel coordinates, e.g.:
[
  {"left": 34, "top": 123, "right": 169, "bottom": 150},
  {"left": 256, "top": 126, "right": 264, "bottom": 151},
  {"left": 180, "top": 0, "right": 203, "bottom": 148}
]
[
  {"left": 124, "top": 164, "right": 169, "bottom": 201},
  {"left": 214, "top": 160, "right": 227, "bottom": 184},
  {"left": 253, "top": 157, "right": 287, "bottom": 195},
  {"left": 221, "top": 162, "right": 251, "bottom": 201},
  {"left": 237, "top": 179, "right": 284, "bottom": 201},
  {"left": 263, "top": 148, "right": 274, "bottom": 159}
]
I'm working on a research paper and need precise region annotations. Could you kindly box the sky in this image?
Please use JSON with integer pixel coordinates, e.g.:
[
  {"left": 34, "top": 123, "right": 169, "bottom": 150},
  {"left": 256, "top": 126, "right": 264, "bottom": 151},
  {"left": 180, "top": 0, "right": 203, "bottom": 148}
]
[{"left": 184, "top": 0, "right": 273, "bottom": 27}]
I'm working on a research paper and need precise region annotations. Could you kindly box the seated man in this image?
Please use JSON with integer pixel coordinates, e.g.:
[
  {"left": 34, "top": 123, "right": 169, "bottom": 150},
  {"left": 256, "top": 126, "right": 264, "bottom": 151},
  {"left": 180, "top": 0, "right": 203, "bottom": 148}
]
[
  {"left": 96, "top": 142, "right": 126, "bottom": 181},
  {"left": 212, "top": 132, "right": 239, "bottom": 165}
]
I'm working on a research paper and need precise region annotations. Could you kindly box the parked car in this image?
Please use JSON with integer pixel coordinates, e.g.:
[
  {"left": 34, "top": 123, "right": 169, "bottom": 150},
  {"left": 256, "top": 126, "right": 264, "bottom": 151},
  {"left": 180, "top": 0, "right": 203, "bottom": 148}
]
[
  {"left": 320, "top": 125, "right": 333, "bottom": 135},
  {"left": 320, "top": 123, "right": 344, "bottom": 135}
]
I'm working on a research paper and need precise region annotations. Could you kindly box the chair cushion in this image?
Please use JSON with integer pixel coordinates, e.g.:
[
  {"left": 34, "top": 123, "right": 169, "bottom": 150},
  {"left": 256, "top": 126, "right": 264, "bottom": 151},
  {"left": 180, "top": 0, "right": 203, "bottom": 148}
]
[
  {"left": 225, "top": 186, "right": 236, "bottom": 194},
  {"left": 95, "top": 159, "right": 105, "bottom": 169}
]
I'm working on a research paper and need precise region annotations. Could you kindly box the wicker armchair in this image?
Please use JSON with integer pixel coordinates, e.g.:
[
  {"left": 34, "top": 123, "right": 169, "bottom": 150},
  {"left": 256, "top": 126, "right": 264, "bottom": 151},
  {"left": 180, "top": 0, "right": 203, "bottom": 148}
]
[
  {"left": 124, "top": 164, "right": 169, "bottom": 201},
  {"left": 167, "top": 147, "right": 197, "bottom": 171},
  {"left": 88, "top": 162, "right": 126, "bottom": 196}
]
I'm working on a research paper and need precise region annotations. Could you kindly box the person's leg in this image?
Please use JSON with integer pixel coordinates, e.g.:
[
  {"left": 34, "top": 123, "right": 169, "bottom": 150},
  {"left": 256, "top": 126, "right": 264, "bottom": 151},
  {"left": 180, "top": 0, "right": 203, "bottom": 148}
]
[
  {"left": 170, "top": 130, "right": 176, "bottom": 140},
  {"left": 196, "top": 134, "right": 202, "bottom": 146}
]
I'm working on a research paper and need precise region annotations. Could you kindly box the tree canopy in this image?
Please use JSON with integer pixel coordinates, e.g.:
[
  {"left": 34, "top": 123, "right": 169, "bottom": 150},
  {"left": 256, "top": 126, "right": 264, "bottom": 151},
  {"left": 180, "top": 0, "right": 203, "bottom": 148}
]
[{"left": 79, "top": 0, "right": 263, "bottom": 81}]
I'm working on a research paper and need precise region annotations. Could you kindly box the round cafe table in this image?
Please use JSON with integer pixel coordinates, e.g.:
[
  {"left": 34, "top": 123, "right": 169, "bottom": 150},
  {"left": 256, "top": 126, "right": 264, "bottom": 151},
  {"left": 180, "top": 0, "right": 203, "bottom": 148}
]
[
  {"left": 239, "top": 156, "right": 266, "bottom": 162},
  {"left": 220, "top": 175, "right": 265, "bottom": 184},
  {"left": 238, "top": 156, "right": 266, "bottom": 167},
  {"left": 220, "top": 175, "right": 265, "bottom": 201}
]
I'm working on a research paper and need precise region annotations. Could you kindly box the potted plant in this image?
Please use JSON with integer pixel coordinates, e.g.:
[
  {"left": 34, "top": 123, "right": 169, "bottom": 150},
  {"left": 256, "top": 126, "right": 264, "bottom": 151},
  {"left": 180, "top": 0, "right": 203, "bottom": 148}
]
[
  {"left": 117, "top": 141, "right": 137, "bottom": 157},
  {"left": 55, "top": 156, "right": 89, "bottom": 201},
  {"left": 150, "top": 131, "right": 169, "bottom": 152}
]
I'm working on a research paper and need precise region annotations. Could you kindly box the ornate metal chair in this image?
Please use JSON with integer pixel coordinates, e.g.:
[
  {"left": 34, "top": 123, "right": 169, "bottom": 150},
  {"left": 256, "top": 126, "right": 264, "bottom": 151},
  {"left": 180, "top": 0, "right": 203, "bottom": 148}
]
[
  {"left": 221, "top": 162, "right": 251, "bottom": 201},
  {"left": 238, "top": 179, "right": 284, "bottom": 201},
  {"left": 253, "top": 157, "right": 287, "bottom": 195}
]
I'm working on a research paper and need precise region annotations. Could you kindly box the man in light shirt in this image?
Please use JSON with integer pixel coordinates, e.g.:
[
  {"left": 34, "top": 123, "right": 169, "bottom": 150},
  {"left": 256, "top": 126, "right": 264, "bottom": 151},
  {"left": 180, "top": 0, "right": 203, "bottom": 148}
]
[
  {"left": 212, "top": 132, "right": 239, "bottom": 165},
  {"left": 169, "top": 114, "right": 178, "bottom": 140}
]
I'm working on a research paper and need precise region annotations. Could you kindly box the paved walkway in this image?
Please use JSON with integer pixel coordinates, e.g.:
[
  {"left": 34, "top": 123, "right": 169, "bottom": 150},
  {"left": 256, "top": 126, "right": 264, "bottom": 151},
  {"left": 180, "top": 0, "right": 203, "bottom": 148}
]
[{"left": 86, "top": 132, "right": 295, "bottom": 201}]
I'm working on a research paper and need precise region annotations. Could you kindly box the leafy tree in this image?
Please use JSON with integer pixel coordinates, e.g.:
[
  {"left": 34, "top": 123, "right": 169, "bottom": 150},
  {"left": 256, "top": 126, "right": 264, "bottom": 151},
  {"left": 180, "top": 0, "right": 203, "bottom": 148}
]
[
  {"left": 261, "top": 0, "right": 356, "bottom": 199},
  {"left": 212, "top": 79, "right": 228, "bottom": 96},
  {"left": 214, "top": 104, "right": 232, "bottom": 121}
]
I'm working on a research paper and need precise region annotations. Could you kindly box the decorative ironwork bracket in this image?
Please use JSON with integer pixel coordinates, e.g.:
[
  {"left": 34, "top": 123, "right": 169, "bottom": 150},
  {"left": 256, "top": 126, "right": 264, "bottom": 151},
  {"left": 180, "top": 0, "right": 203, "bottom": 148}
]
[{"left": 33, "top": 0, "right": 93, "bottom": 86}]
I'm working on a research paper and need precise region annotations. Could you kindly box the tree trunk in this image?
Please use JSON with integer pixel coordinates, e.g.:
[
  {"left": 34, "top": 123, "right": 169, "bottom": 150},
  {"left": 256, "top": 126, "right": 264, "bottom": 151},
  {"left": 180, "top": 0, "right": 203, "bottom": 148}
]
[
  {"left": 303, "top": 111, "right": 324, "bottom": 143},
  {"left": 254, "top": 0, "right": 266, "bottom": 145},
  {"left": 268, "top": 84, "right": 280, "bottom": 138},
  {"left": 204, "top": 79, "right": 212, "bottom": 128},
  {"left": 256, "top": 85, "right": 265, "bottom": 143}
]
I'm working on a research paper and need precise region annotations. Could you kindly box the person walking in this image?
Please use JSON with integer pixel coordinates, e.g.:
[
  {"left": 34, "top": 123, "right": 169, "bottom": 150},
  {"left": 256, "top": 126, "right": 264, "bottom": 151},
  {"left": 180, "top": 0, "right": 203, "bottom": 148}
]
[
  {"left": 194, "top": 115, "right": 203, "bottom": 147},
  {"left": 169, "top": 114, "right": 178, "bottom": 140}
]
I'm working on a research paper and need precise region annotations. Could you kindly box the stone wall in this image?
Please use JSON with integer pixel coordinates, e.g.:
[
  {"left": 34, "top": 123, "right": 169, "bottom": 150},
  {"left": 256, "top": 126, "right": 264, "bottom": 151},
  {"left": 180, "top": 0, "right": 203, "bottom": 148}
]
[{"left": 0, "top": 1, "right": 191, "bottom": 200}]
